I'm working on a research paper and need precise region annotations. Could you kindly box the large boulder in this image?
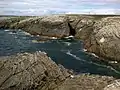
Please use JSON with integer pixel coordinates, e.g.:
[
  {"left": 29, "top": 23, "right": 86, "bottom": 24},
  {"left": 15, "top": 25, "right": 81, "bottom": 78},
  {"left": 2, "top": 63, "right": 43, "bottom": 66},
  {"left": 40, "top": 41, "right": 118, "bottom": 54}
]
[{"left": 0, "top": 51, "right": 70, "bottom": 90}]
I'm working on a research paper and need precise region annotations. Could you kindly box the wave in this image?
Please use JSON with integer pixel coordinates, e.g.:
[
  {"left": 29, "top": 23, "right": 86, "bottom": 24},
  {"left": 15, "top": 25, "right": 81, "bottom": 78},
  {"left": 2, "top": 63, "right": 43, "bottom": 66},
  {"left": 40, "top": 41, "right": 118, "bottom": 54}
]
[
  {"left": 66, "top": 50, "right": 120, "bottom": 75},
  {"left": 4, "top": 30, "right": 10, "bottom": 32}
]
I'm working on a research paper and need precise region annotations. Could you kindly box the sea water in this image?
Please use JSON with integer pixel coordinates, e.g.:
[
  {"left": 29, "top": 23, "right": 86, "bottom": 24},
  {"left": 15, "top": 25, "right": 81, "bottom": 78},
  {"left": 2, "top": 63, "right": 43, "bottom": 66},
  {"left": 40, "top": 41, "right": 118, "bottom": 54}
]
[{"left": 0, "top": 29, "right": 120, "bottom": 77}]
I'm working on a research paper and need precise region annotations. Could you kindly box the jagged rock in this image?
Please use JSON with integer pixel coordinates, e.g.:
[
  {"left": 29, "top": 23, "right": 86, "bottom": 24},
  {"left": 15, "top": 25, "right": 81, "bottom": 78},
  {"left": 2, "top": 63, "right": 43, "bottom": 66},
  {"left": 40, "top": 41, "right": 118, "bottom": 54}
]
[
  {"left": 55, "top": 74, "right": 115, "bottom": 90},
  {"left": 1, "top": 15, "right": 70, "bottom": 38},
  {"left": 0, "top": 17, "right": 28, "bottom": 29},
  {"left": 67, "top": 15, "right": 94, "bottom": 39},
  {"left": 66, "top": 15, "right": 120, "bottom": 64},
  {"left": 83, "top": 17, "right": 120, "bottom": 62},
  {"left": 0, "top": 51, "right": 116, "bottom": 90},
  {"left": 0, "top": 51, "right": 70, "bottom": 90},
  {"left": 104, "top": 79, "right": 120, "bottom": 90}
]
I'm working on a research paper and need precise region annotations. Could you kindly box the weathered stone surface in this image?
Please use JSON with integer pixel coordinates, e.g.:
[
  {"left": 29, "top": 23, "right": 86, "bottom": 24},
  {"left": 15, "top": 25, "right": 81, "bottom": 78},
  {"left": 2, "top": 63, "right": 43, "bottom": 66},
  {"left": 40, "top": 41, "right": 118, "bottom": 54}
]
[
  {"left": 82, "top": 17, "right": 120, "bottom": 62},
  {"left": 0, "top": 51, "right": 70, "bottom": 90},
  {"left": 2, "top": 15, "right": 70, "bottom": 38},
  {"left": 55, "top": 74, "right": 115, "bottom": 90},
  {"left": 104, "top": 79, "right": 120, "bottom": 90},
  {"left": 0, "top": 17, "right": 28, "bottom": 29},
  {"left": 0, "top": 51, "right": 116, "bottom": 90},
  {"left": 66, "top": 15, "right": 120, "bottom": 63},
  {"left": 67, "top": 15, "right": 94, "bottom": 39}
]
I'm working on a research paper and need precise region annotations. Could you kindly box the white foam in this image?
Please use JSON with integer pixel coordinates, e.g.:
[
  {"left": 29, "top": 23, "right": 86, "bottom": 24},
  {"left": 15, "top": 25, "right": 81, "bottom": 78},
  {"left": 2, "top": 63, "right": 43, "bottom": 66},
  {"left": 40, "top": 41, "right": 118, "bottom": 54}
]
[
  {"left": 69, "top": 35, "right": 74, "bottom": 38},
  {"left": 83, "top": 49, "right": 87, "bottom": 52},
  {"left": 66, "top": 50, "right": 120, "bottom": 74},
  {"left": 8, "top": 32, "right": 16, "bottom": 35},
  {"left": 4, "top": 29, "right": 10, "bottom": 31},
  {"left": 65, "top": 35, "right": 74, "bottom": 39},
  {"left": 52, "top": 37, "right": 57, "bottom": 39},
  {"left": 36, "top": 35, "right": 40, "bottom": 37},
  {"left": 64, "top": 42, "right": 71, "bottom": 46},
  {"left": 109, "top": 61, "right": 118, "bottom": 64},
  {"left": 38, "top": 51, "right": 42, "bottom": 53},
  {"left": 42, "top": 52, "right": 47, "bottom": 55},
  {"left": 91, "top": 53, "right": 99, "bottom": 58},
  {"left": 23, "top": 32, "right": 31, "bottom": 36}
]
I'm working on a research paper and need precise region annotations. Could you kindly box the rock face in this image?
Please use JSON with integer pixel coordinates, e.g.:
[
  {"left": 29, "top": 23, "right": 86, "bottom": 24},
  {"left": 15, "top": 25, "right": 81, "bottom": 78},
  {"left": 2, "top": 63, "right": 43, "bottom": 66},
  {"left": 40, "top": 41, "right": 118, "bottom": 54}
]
[
  {"left": 0, "top": 51, "right": 116, "bottom": 90},
  {"left": 104, "top": 79, "right": 120, "bottom": 90},
  {"left": 88, "top": 17, "right": 120, "bottom": 62},
  {"left": 55, "top": 74, "right": 115, "bottom": 90},
  {"left": 0, "top": 15, "right": 70, "bottom": 38},
  {"left": 0, "top": 15, "right": 120, "bottom": 90},
  {"left": 0, "top": 51, "right": 70, "bottom": 90},
  {"left": 0, "top": 17, "right": 29, "bottom": 29},
  {"left": 67, "top": 15, "right": 120, "bottom": 63}
]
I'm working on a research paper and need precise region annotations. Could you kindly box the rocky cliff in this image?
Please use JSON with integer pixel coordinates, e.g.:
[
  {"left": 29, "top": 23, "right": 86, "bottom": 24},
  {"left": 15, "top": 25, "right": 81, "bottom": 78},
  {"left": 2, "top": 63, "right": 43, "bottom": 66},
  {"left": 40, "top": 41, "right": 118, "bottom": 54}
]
[
  {"left": 0, "top": 51, "right": 70, "bottom": 90},
  {"left": 1, "top": 15, "right": 120, "bottom": 90},
  {"left": 0, "top": 51, "right": 115, "bottom": 90}
]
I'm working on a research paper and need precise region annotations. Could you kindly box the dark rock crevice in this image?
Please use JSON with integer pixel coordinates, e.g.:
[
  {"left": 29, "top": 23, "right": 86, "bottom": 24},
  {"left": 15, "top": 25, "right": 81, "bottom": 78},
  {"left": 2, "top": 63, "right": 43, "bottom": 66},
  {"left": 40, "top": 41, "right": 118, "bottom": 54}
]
[{"left": 68, "top": 22, "right": 76, "bottom": 36}]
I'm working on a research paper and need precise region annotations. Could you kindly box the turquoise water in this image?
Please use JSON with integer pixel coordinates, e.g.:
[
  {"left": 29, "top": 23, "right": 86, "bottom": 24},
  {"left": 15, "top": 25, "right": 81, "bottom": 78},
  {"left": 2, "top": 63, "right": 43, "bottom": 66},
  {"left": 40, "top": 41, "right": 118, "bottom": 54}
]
[{"left": 0, "top": 29, "right": 120, "bottom": 77}]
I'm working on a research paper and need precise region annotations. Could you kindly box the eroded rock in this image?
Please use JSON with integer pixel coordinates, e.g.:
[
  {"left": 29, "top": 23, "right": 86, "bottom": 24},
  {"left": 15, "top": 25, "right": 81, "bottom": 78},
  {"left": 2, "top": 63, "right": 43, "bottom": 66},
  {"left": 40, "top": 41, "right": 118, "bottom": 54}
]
[
  {"left": 55, "top": 74, "right": 115, "bottom": 90},
  {"left": 1, "top": 15, "right": 70, "bottom": 38},
  {"left": 0, "top": 51, "right": 70, "bottom": 90},
  {"left": 104, "top": 79, "right": 120, "bottom": 90}
]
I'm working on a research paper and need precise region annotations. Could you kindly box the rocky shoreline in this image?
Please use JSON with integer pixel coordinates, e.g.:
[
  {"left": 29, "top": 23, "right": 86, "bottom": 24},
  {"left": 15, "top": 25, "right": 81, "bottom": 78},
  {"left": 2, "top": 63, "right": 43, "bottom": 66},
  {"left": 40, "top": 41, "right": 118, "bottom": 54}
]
[
  {"left": 0, "top": 51, "right": 116, "bottom": 90},
  {"left": 1, "top": 15, "right": 120, "bottom": 90},
  {"left": 1, "top": 15, "right": 120, "bottom": 62}
]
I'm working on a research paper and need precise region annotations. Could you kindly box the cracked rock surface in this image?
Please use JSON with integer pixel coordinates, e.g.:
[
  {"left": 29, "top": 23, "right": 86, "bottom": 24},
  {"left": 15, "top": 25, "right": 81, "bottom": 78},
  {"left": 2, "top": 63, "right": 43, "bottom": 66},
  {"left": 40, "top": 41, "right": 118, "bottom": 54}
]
[
  {"left": 0, "top": 51, "right": 70, "bottom": 90},
  {"left": 0, "top": 15, "right": 70, "bottom": 38},
  {"left": 55, "top": 74, "right": 115, "bottom": 90}
]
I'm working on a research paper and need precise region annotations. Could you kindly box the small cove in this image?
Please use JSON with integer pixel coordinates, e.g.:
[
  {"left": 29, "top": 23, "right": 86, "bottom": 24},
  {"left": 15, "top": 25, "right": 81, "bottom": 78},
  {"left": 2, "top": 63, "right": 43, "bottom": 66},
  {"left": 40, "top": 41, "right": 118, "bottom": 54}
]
[{"left": 0, "top": 29, "right": 120, "bottom": 77}]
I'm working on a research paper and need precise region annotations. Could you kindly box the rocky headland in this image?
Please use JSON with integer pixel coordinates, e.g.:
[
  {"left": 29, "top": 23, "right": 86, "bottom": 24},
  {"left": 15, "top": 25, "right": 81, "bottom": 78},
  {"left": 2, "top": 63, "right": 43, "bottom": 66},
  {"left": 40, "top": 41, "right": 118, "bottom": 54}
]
[{"left": 1, "top": 15, "right": 120, "bottom": 90}]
